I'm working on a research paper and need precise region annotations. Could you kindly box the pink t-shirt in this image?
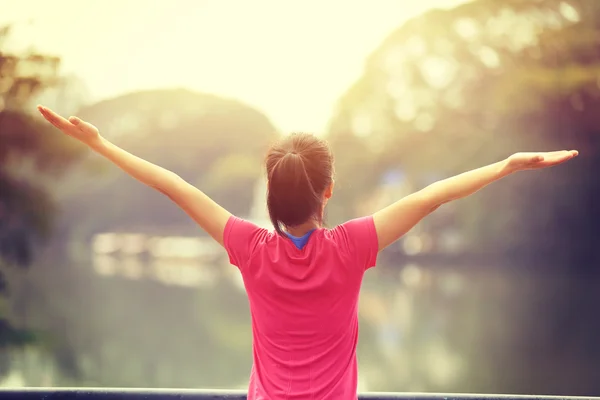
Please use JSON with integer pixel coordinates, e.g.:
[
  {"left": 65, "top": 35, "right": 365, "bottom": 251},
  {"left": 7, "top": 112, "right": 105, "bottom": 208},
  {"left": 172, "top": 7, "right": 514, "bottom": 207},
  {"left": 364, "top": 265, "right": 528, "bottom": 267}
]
[{"left": 224, "top": 216, "right": 379, "bottom": 400}]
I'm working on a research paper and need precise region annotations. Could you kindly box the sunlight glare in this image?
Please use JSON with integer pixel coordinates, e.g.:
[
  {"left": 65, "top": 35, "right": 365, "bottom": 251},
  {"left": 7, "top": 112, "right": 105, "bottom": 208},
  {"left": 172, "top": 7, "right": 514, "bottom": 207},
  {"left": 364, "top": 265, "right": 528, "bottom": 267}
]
[{"left": 2, "top": 0, "right": 469, "bottom": 134}]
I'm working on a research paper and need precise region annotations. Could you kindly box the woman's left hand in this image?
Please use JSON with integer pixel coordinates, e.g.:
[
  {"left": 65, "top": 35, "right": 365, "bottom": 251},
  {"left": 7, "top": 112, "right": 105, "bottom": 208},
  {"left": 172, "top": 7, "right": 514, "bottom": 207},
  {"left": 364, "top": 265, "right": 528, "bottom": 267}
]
[{"left": 507, "top": 150, "right": 578, "bottom": 172}]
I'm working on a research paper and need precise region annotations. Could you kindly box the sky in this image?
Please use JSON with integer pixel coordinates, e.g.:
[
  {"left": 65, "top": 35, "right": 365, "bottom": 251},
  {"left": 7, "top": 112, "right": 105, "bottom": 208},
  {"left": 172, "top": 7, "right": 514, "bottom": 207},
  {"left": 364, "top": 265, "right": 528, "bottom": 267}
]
[{"left": 2, "top": 0, "right": 468, "bottom": 134}]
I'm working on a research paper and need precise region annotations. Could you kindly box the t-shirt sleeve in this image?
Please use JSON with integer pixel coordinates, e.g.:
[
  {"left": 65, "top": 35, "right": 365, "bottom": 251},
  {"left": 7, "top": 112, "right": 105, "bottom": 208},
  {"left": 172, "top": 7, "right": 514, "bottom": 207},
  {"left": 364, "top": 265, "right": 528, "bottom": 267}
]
[
  {"left": 333, "top": 216, "right": 379, "bottom": 271},
  {"left": 223, "top": 216, "right": 268, "bottom": 269}
]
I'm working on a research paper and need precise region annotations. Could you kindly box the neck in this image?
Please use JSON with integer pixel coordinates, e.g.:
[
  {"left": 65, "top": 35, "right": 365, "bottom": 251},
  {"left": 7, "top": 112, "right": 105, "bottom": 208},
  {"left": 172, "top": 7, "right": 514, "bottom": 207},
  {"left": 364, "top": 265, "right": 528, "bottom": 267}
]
[{"left": 286, "top": 220, "right": 320, "bottom": 237}]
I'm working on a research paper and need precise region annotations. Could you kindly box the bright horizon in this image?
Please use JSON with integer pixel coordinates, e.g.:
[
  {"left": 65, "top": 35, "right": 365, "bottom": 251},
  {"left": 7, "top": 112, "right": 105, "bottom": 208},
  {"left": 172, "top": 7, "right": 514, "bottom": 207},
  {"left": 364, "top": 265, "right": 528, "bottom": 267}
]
[{"left": 2, "top": 0, "right": 468, "bottom": 134}]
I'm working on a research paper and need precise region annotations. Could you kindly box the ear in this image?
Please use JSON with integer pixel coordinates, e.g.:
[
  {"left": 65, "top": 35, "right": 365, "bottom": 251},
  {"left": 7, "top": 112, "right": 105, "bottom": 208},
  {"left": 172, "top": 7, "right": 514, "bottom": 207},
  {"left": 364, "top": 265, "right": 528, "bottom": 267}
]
[{"left": 324, "top": 180, "right": 335, "bottom": 199}]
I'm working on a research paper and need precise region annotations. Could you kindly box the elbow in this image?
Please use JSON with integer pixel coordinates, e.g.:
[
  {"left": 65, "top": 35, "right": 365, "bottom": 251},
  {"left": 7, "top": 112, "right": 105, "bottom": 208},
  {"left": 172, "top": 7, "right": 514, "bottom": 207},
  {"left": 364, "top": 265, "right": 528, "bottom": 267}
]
[
  {"left": 429, "top": 204, "right": 442, "bottom": 213},
  {"left": 420, "top": 182, "right": 446, "bottom": 210},
  {"left": 152, "top": 171, "right": 184, "bottom": 197}
]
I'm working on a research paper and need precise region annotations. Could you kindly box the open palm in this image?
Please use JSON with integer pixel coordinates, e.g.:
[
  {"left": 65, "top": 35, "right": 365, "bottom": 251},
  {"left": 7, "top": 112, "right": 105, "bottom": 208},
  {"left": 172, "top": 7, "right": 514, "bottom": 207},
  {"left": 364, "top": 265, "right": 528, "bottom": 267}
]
[
  {"left": 37, "top": 105, "right": 101, "bottom": 146},
  {"left": 507, "top": 150, "right": 578, "bottom": 171}
]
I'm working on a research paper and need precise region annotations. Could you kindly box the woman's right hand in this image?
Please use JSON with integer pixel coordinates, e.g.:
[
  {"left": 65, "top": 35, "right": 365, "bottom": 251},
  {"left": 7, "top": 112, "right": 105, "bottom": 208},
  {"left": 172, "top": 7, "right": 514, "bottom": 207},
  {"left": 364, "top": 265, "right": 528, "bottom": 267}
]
[{"left": 37, "top": 105, "right": 102, "bottom": 147}]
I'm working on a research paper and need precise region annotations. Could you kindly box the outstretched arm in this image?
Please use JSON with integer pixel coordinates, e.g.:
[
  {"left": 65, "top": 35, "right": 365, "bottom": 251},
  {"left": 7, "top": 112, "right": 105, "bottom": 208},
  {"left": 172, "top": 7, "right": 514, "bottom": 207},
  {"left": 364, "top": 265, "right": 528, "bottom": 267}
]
[
  {"left": 373, "top": 151, "right": 578, "bottom": 251},
  {"left": 37, "top": 106, "right": 231, "bottom": 246}
]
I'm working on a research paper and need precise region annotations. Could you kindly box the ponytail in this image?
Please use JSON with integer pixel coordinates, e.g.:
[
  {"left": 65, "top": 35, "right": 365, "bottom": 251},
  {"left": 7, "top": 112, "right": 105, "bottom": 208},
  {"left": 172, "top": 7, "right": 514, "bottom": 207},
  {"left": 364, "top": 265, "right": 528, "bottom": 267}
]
[
  {"left": 265, "top": 133, "right": 333, "bottom": 236},
  {"left": 267, "top": 152, "right": 322, "bottom": 235}
]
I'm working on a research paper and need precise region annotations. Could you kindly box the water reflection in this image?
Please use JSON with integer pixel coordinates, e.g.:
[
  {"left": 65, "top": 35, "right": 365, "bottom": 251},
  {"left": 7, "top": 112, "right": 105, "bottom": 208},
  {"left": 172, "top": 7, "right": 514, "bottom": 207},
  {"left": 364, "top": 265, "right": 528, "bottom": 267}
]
[
  {"left": 85, "top": 230, "right": 502, "bottom": 393},
  {"left": 92, "top": 233, "right": 223, "bottom": 287},
  {"left": 84, "top": 250, "right": 476, "bottom": 392},
  {"left": 4, "top": 239, "right": 597, "bottom": 395}
]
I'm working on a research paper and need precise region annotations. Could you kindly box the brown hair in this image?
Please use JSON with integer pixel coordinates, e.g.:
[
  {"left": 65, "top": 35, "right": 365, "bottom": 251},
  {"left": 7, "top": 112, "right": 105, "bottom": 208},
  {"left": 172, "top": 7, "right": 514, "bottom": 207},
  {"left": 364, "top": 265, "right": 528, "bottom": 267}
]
[{"left": 265, "top": 133, "right": 333, "bottom": 235}]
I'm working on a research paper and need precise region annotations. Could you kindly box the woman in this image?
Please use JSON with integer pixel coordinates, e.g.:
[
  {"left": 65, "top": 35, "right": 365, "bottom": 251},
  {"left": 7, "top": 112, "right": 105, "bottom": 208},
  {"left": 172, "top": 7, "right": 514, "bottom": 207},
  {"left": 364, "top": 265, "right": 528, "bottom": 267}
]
[{"left": 37, "top": 105, "right": 577, "bottom": 399}]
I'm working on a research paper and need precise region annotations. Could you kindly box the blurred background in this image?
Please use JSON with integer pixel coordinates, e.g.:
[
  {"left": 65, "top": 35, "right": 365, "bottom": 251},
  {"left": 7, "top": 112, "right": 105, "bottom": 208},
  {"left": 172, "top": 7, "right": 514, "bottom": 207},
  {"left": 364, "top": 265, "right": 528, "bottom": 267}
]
[{"left": 1, "top": 0, "right": 599, "bottom": 396}]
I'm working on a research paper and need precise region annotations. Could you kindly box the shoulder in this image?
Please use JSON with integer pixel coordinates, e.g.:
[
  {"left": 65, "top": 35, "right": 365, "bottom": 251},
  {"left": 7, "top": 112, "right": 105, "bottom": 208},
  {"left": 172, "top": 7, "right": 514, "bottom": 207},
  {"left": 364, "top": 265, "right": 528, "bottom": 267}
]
[
  {"left": 328, "top": 216, "right": 377, "bottom": 243},
  {"left": 224, "top": 216, "right": 274, "bottom": 268},
  {"left": 225, "top": 216, "right": 271, "bottom": 239},
  {"left": 327, "top": 216, "right": 379, "bottom": 270}
]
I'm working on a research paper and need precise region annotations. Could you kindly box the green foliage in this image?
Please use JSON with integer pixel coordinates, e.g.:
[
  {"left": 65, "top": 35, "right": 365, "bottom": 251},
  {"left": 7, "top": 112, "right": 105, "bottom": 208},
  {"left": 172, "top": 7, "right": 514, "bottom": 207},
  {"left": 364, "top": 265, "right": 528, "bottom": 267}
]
[
  {"left": 0, "top": 319, "right": 37, "bottom": 348},
  {"left": 326, "top": 0, "right": 600, "bottom": 393},
  {"left": 327, "top": 0, "right": 598, "bottom": 261},
  {"left": 0, "top": 25, "right": 87, "bottom": 372}
]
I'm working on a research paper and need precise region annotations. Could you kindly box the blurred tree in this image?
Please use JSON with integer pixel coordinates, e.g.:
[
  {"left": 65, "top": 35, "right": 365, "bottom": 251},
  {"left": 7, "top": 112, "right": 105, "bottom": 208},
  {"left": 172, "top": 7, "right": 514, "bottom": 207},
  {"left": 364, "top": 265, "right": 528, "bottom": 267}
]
[
  {"left": 327, "top": 0, "right": 600, "bottom": 395},
  {"left": 0, "top": 25, "right": 85, "bottom": 375},
  {"left": 328, "top": 0, "right": 599, "bottom": 265}
]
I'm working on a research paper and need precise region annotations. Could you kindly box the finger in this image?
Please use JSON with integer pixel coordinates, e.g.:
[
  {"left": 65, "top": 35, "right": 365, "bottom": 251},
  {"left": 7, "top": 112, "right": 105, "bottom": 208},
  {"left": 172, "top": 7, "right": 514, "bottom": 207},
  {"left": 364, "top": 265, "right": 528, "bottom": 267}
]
[
  {"left": 554, "top": 151, "right": 577, "bottom": 161},
  {"left": 68, "top": 116, "right": 81, "bottom": 125},
  {"left": 38, "top": 106, "right": 61, "bottom": 127},
  {"left": 37, "top": 106, "right": 56, "bottom": 125},
  {"left": 541, "top": 150, "right": 576, "bottom": 163},
  {"left": 545, "top": 155, "right": 570, "bottom": 165},
  {"left": 37, "top": 105, "right": 56, "bottom": 122},
  {"left": 40, "top": 109, "right": 62, "bottom": 130},
  {"left": 544, "top": 150, "right": 572, "bottom": 158},
  {"left": 43, "top": 107, "right": 71, "bottom": 128},
  {"left": 543, "top": 154, "right": 574, "bottom": 166},
  {"left": 69, "top": 116, "right": 97, "bottom": 133},
  {"left": 38, "top": 105, "right": 72, "bottom": 130}
]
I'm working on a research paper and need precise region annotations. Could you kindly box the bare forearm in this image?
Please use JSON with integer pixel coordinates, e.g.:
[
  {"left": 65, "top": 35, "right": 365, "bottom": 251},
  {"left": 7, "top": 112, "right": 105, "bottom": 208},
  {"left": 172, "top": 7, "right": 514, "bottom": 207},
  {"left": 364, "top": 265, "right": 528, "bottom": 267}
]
[
  {"left": 423, "top": 159, "right": 512, "bottom": 206},
  {"left": 89, "top": 136, "right": 231, "bottom": 244},
  {"left": 373, "top": 150, "right": 576, "bottom": 251},
  {"left": 36, "top": 105, "right": 240, "bottom": 246},
  {"left": 90, "top": 136, "right": 180, "bottom": 191}
]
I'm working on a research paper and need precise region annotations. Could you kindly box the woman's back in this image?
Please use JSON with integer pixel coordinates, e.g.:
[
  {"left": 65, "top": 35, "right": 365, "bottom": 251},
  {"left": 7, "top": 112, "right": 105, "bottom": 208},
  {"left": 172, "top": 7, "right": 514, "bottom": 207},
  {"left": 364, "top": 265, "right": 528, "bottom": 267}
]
[{"left": 224, "top": 216, "right": 379, "bottom": 400}]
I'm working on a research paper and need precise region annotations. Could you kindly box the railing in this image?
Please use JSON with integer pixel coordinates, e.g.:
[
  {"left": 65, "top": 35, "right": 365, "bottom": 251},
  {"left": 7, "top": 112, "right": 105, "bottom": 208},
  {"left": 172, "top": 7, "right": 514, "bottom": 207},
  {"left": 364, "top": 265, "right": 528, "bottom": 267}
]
[{"left": 0, "top": 388, "right": 597, "bottom": 400}]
